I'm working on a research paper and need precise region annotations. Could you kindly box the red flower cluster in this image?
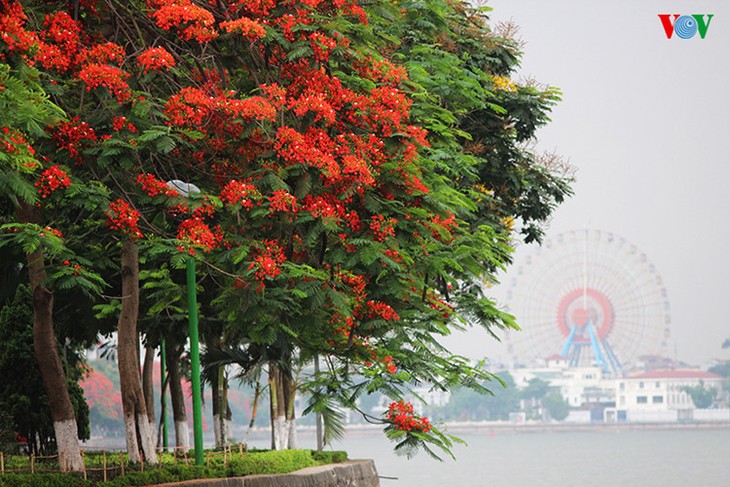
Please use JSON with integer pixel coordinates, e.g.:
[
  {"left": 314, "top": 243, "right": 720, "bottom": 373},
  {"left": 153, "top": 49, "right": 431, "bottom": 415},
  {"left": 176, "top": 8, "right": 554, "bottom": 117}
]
[
  {"left": 0, "top": 126, "right": 35, "bottom": 159},
  {"left": 34, "top": 11, "right": 79, "bottom": 71},
  {"left": 137, "top": 46, "right": 176, "bottom": 73},
  {"left": 309, "top": 32, "right": 337, "bottom": 62},
  {"left": 112, "top": 116, "right": 137, "bottom": 132},
  {"left": 149, "top": 0, "right": 218, "bottom": 43},
  {"left": 81, "top": 42, "right": 126, "bottom": 66},
  {"left": 220, "top": 180, "right": 260, "bottom": 208},
  {"left": 135, "top": 173, "right": 178, "bottom": 197},
  {"left": 248, "top": 239, "right": 286, "bottom": 282},
  {"left": 383, "top": 355, "right": 397, "bottom": 374},
  {"left": 268, "top": 190, "right": 297, "bottom": 214},
  {"left": 386, "top": 401, "right": 431, "bottom": 433},
  {"left": 0, "top": 0, "right": 37, "bottom": 55},
  {"left": 35, "top": 165, "right": 71, "bottom": 198},
  {"left": 366, "top": 300, "right": 400, "bottom": 321},
  {"left": 220, "top": 17, "right": 266, "bottom": 41},
  {"left": 52, "top": 117, "right": 98, "bottom": 164},
  {"left": 61, "top": 258, "right": 83, "bottom": 275},
  {"left": 274, "top": 126, "right": 340, "bottom": 181},
  {"left": 106, "top": 199, "right": 143, "bottom": 239},
  {"left": 301, "top": 194, "right": 344, "bottom": 220},
  {"left": 78, "top": 63, "right": 131, "bottom": 103},
  {"left": 176, "top": 216, "right": 222, "bottom": 253},
  {"left": 369, "top": 215, "right": 397, "bottom": 242},
  {"left": 430, "top": 212, "right": 457, "bottom": 241},
  {"left": 164, "top": 87, "right": 276, "bottom": 130},
  {"left": 41, "top": 226, "right": 63, "bottom": 239}
]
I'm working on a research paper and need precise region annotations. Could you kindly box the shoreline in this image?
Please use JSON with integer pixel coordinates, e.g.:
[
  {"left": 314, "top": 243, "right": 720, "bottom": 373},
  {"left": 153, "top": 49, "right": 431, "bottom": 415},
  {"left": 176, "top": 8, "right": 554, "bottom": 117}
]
[{"left": 316, "top": 420, "right": 730, "bottom": 437}]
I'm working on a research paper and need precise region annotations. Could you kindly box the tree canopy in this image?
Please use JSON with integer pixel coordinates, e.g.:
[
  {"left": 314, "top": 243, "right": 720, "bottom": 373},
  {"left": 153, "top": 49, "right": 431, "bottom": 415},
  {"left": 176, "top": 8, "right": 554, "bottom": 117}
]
[{"left": 0, "top": 0, "right": 571, "bottom": 460}]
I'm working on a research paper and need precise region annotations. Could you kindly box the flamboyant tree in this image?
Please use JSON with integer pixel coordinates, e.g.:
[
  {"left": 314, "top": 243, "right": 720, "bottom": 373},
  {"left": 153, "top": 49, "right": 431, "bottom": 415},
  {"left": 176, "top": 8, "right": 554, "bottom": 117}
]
[{"left": 1, "top": 0, "right": 570, "bottom": 460}]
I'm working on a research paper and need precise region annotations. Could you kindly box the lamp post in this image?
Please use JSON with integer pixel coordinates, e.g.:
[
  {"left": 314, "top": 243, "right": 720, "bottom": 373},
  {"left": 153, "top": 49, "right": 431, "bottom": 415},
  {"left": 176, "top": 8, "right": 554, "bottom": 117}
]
[
  {"left": 167, "top": 180, "right": 204, "bottom": 466},
  {"left": 160, "top": 339, "right": 168, "bottom": 451}
]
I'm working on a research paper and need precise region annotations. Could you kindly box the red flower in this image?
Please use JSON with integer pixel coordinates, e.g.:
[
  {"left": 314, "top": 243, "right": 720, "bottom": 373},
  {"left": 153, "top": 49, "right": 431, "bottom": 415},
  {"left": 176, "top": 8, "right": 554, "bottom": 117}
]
[
  {"left": 149, "top": 0, "right": 218, "bottom": 43},
  {"left": 248, "top": 239, "right": 287, "bottom": 283},
  {"left": 177, "top": 217, "right": 222, "bottom": 252},
  {"left": 81, "top": 42, "right": 126, "bottom": 66},
  {"left": 106, "top": 199, "right": 143, "bottom": 239},
  {"left": 220, "top": 180, "right": 260, "bottom": 208},
  {"left": 35, "top": 166, "right": 71, "bottom": 198},
  {"left": 386, "top": 401, "right": 431, "bottom": 433},
  {"left": 136, "top": 173, "right": 178, "bottom": 197},
  {"left": 220, "top": 17, "right": 266, "bottom": 41},
  {"left": 52, "top": 118, "right": 97, "bottom": 164},
  {"left": 366, "top": 300, "right": 400, "bottom": 321},
  {"left": 137, "top": 46, "right": 176, "bottom": 73},
  {"left": 268, "top": 190, "right": 297, "bottom": 214},
  {"left": 78, "top": 63, "right": 131, "bottom": 103}
]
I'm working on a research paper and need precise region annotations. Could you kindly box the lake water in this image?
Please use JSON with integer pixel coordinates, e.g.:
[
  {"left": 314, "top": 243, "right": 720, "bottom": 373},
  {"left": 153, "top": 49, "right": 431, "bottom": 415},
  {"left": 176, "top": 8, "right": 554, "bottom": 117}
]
[{"left": 325, "top": 427, "right": 730, "bottom": 487}]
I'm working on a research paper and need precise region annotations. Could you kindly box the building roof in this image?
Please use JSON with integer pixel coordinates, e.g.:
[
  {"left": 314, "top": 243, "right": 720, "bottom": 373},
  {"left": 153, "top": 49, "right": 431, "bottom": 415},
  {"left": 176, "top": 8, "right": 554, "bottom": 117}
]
[{"left": 628, "top": 370, "right": 722, "bottom": 380}]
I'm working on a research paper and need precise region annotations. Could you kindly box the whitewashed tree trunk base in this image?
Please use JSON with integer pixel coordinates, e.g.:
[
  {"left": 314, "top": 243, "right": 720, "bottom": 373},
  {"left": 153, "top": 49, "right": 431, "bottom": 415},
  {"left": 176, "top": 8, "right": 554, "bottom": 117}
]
[
  {"left": 54, "top": 419, "right": 84, "bottom": 472},
  {"left": 175, "top": 420, "right": 190, "bottom": 450},
  {"left": 137, "top": 413, "right": 159, "bottom": 464},
  {"left": 124, "top": 415, "right": 141, "bottom": 464},
  {"left": 286, "top": 419, "right": 297, "bottom": 449},
  {"left": 272, "top": 416, "right": 288, "bottom": 450}
]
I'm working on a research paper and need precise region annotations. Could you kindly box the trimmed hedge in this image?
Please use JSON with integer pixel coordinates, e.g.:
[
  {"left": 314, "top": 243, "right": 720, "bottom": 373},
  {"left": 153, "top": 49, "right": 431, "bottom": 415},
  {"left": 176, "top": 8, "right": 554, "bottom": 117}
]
[{"left": 0, "top": 450, "right": 348, "bottom": 487}]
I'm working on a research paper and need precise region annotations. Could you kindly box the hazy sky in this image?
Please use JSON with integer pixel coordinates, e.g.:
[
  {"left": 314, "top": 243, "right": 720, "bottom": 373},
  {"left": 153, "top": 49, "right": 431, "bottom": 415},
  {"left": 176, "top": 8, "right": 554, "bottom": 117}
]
[{"left": 447, "top": 1, "right": 730, "bottom": 367}]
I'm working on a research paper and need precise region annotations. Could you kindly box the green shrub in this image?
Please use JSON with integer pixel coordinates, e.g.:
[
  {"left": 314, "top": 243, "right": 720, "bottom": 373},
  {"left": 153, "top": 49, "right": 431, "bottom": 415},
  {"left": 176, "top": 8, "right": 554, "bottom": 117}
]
[
  {"left": 0, "top": 449, "right": 342, "bottom": 486},
  {"left": 0, "top": 473, "right": 93, "bottom": 487},
  {"left": 311, "top": 450, "right": 348, "bottom": 464}
]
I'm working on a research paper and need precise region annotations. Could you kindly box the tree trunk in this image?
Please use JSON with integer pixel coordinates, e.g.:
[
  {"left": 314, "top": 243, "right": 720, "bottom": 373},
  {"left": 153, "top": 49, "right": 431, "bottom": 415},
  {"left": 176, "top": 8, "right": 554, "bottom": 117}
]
[
  {"left": 17, "top": 202, "right": 84, "bottom": 472},
  {"left": 212, "top": 366, "right": 232, "bottom": 448},
  {"left": 269, "top": 363, "right": 296, "bottom": 450},
  {"left": 142, "top": 345, "right": 156, "bottom": 442},
  {"left": 284, "top": 369, "right": 297, "bottom": 449},
  {"left": 244, "top": 380, "right": 261, "bottom": 445},
  {"left": 117, "top": 241, "right": 158, "bottom": 464},
  {"left": 166, "top": 340, "right": 189, "bottom": 450}
]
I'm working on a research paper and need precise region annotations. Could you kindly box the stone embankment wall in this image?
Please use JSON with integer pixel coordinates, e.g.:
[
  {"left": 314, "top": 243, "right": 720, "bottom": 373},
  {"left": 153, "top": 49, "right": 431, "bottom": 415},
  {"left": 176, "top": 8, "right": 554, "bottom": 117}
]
[{"left": 156, "top": 460, "right": 380, "bottom": 487}]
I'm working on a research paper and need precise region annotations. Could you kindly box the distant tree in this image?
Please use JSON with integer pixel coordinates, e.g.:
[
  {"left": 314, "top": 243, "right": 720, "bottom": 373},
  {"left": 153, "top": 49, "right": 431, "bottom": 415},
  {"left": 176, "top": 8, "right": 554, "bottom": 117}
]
[
  {"left": 708, "top": 362, "right": 730, "bottom": 378},
  {"left": 543, "top": 393, "right": 570, "bottom": 421},
  {"left": 428, "top": 372, "right": 519, "bottom": 421},
  {"left": 0, "top": 285, "right": 89, "bottom": 455},
  {"left": 521, "top": 378, "right": 551, "bottom": 401},
  {"left": 682, "top": 381, "right": 716, "bottom": 409}
]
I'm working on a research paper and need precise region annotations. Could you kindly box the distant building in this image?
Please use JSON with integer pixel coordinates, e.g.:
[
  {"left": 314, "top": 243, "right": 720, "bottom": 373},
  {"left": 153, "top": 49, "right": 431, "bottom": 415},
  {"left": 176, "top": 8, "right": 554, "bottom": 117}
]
[
  {"left": 511, "top": 356, "right": 614, "bottom": 408},
  {"left": 608, "top": 369, "right": 726, "bottom": 423}
]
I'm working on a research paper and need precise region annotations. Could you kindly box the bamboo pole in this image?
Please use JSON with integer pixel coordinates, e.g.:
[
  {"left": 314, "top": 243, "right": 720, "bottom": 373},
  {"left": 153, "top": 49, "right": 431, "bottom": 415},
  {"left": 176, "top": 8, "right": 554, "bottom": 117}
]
[
  {"left": 120, "top": 452, "right": 125, "bottom": 477},
  {"left": 103, "top": 451, "right": 107, "bottom": 482},
  {"left": 1, "top": 451, "right": 4, "bottom": 473},
  {"left": 31, "top": 454, "right": 35, "bottom": 474}
]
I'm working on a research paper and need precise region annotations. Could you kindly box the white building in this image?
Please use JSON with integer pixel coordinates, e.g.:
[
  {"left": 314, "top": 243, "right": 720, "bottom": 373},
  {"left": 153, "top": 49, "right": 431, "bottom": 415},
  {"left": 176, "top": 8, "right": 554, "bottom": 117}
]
[
  {"left": 511, "top": 355, "right": 614, "bottom": 408},
  {"left": 609, "top": 369, "right": 726, "bottom": 423}
]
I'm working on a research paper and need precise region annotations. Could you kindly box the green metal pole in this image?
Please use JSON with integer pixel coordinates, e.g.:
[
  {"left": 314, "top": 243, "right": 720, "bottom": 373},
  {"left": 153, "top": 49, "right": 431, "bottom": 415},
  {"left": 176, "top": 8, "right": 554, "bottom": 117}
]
[
  {"left": 160, "top": 339, "right": 168, "bottom": 451},
  {"left": 187, "top": 257, "right": 204, "bottom": 466}
]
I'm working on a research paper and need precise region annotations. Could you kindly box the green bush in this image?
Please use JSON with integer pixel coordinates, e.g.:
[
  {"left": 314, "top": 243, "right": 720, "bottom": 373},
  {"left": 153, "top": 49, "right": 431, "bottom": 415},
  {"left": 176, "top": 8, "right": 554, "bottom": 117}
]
[
  {"left": 0, "top": 473, "right": 93, "bottom": 487},
  {"left": 312, "top": 450, "right": 348, "bottom": 464},
  {"left": 0, "top": 449, "right": 344, "bottom": 487}
]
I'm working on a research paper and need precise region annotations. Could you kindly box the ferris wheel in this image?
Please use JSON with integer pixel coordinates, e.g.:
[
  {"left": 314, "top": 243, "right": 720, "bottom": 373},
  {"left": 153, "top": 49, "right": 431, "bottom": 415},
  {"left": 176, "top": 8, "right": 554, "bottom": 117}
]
[{"left": 503, "top": 229, "right": 671, "bottom": 375}]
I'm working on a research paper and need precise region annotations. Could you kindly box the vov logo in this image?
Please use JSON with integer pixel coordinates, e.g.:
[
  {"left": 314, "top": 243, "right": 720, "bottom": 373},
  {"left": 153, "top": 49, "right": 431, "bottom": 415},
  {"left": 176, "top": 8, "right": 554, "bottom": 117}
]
[{"left": 659, "top": 14, "right": 714, "bottom": 39}]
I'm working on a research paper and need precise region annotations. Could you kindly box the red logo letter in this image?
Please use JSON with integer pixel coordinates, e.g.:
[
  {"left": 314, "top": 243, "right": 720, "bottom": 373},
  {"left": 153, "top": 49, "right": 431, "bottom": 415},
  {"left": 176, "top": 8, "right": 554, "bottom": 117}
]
[{"left": 658, "top": 14, "right": 680, "bottom": 38}]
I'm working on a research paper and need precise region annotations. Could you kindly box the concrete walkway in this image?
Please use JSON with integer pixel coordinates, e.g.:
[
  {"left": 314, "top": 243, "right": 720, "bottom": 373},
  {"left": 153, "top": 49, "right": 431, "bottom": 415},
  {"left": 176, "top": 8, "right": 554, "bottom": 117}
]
[{"left": 154, "top": 460, "right": 380, "bottom": 487}]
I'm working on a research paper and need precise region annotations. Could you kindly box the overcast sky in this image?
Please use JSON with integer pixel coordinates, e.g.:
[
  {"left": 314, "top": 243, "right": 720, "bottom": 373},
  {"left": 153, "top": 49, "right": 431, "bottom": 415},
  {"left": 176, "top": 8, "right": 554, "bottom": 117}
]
[{"left": 447, "top": 1, "right": 730, "bottom": 367}]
